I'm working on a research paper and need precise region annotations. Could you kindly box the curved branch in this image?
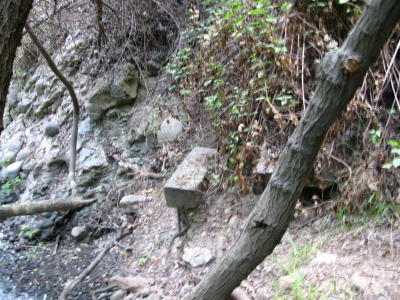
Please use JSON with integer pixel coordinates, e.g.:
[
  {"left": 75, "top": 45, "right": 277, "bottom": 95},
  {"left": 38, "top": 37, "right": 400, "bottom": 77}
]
[{"left": 24, "top": 23, "right": 79, "bottom": 194}]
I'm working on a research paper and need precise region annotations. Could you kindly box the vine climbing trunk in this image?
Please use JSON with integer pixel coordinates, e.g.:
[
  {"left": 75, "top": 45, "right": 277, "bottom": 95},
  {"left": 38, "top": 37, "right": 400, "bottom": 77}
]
[
  {"left": 0, "top": 0, "right": 33, "bottom": 134},
  {"left": 25, "top": 23, "right": 79, "bottom": 193},
  {"left": 186, "top": 1, "right": 400, "bottom": 299}
]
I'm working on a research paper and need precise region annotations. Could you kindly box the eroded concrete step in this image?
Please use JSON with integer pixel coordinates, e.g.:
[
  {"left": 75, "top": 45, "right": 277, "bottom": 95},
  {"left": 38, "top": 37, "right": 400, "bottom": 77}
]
[
  {"left": 164, "top": 147, "right": 217, "bottom": 209},
  {"left": 253, "top": 148, "right": 278, "bottom": 195}
]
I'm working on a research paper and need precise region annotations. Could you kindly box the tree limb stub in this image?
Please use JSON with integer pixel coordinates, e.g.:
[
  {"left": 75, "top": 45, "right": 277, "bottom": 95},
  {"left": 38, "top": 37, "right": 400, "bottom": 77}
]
[
  {"left": 186, "top": 1, "right": 400, "bottom": 299},
  {"left": 0, "top": 197, "right": 96, "bottom": 219}
]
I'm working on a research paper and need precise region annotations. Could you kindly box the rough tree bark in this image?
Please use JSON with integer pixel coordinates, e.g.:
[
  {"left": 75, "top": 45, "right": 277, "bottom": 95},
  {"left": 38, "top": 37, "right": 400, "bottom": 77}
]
[
  {"left": 0, "top": 0, "right": 33, "bottom": 135},
  {"left": 186, "top": 1, "right": 400, "bottom": 299},
  {"left": 25, "top": 23, "right": 79, "bottom": 193}
]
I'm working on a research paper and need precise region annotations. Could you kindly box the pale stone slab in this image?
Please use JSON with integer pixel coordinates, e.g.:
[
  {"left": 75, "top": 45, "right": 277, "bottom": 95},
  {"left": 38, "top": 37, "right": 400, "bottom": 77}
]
[{"left": 164, "top": 147, "right": 217, "bottom": 208}]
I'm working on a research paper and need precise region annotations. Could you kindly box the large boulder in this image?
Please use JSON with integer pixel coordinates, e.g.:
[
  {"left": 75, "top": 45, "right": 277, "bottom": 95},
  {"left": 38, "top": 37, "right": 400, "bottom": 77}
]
[
  {"left": 157, "top": 117, "right": 183, "bottom": 145},
  {"left": 85, "top": 64, "right": 139, "bottom": 121}
]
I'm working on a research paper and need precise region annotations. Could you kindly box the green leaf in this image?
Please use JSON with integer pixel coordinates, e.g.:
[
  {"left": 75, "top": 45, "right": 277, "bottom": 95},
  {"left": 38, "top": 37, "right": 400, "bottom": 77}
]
[
  {"left": 225, "top": 12, "right": 233, "bottom": 19},
  {"left": 388, "top": 140, "right": 400, "bottom": 147},
  {"left": 391, "top": 148, "right": 400, "bottom": 155},
  {"left": 232, "top": 3, "right": 241, "bottom": 10},
  {"left": 393, "top": 157, "right": 400, "bottom": 168},
  {"left": 382, "top": 163, "right": 393, "bottom": 169}
]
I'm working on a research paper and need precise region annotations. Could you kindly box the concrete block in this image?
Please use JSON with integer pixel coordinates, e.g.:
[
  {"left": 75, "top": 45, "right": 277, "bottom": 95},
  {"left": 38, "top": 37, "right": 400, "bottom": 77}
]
[
  {"left": 164, "top": 147, "right": 217, "bottom": 208},
  {"left": 253, "top": 149, "right": 276, "bottom": 195}
]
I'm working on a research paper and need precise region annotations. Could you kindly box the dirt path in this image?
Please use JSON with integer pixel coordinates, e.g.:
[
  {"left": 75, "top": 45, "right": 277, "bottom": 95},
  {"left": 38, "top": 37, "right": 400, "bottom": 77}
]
[{"left": 0, "top": 188, "right": 399, "bottom": 299}]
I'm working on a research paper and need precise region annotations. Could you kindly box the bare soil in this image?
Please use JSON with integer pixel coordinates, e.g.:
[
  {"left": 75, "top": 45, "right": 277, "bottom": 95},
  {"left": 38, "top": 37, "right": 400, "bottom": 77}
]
[{"left": 1, "top": 178, "right": 399, "bottom": 300}]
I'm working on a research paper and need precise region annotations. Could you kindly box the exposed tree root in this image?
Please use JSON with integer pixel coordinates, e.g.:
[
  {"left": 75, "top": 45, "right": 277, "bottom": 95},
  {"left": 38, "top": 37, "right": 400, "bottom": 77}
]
[
  {"left": 59, "top": 228, "right": 132, "bottom": 300},
  {"left": 167, "top": 223, "right": 190, "bottom": 255}
]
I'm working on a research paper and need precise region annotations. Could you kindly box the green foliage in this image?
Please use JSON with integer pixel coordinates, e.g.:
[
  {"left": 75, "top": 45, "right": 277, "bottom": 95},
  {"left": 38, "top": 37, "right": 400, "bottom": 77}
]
[
  {"left": 163, "top": 0, "right": 302, "bottom": 194},
  {"left": 2, "top": 176, "right": 20, "bottom": 193},
  {"left": 19, "top": 225, "right": 41, "bottom": 240},
  {"left": 1, "top": 156, "right": 21, "bottom": 193},
  {"left": 368, "top": 129, "right": 381, "bottom": 144},
  {"left": 271, "top": 238, "right": 322, "bottom": 299},
  {"left": 382, "top": 140, "right": 400, "bottom": 169}
]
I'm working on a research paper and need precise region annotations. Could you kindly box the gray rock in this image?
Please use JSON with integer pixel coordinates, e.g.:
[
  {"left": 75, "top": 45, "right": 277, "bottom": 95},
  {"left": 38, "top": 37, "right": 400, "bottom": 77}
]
[
  {"left": 350, "top": 272, "right": 370, "bottom": 291},
  {"left": 109, "top": 275, "right": 152, "bottom": 293},
  {"left": 119, "top": 195, "right": 147, "bottom": 213},
  {"left": 228, "top": 215, "right": 239, "bottom": 228},
  {"left": 17, "top": 99, "right": 32, "bottom": 114},
  {"left": 157, "top": 117, "right": 183, "bottom": 145},
  {"left": 182, "top": 247, "right": 214, "bottom": 268},
  {"left": 279, "top": 275, "right": 295, "bottom": 291},
  {"left": 80, "top": 86, "right": 88, "bottom": 95},
  {"left": 86, "top": 64, "right": 139, "bottom": 118},
  {"left": 231, "top": 287, "right": 251, "bottom": 300},
  {"left": 48, "top": 86, "right": 64, "bottom": 103},
  {"left": 5, "top": 138, "right": 23, "bottom": 153},
  {"left": 114, "top": 63, "right": 139, "bottom": 99},
  {"left": 0, "top": 152, "right": 17, "bottom": 166},
  {"left": 311, "top": 253, "right": 337, "bottom": 265},
  {"left": 128, "top": 106, "right": 156, "bottom": 144},
  {"left": 78, "top": 146, "right": 107, "bottom": 169},
  {"left": 78, "top": 118, "right": 93, "bottom": 135},
  {"left": 35, "top": 78, "right": 46, "bottom": 96},
  {"left": 85, "top": 102, "right": 105, "bottom": 121},
  {"left": 147, "top": 293, "right": 161, "bottom": 300},
  {"left": 71, "top": 226, "right": 88, "bottom": 241},
  {"left": 41, "top": 212, "right": 52, "bottom": 218},
  {"left": 37, "top": 218, "right": 54, "bottom": 229},
  {"left": 138, "top": 77, "right": 158, "bottom": 97},
  {"left": 145, "top": 60, "right": 162, "bottom": 74},
  {"left": 7, "top": 90, "right": 20, "bottom": 105},
  {"left": 109, "top": 290, "right": 127, "bottom": 300},
  {"left": 26, "top": 74, "right": 40, "bottom": 91},
  {"left": 16, "top": 149, "right": 31, "bottom": 162},
  {"left": 21, "top": 160, "right": 36, "bottom": 173},
  {"left": 3, "top": 161, "right": 23, "bottom": 180},
  {"left": 44, "top": 122, "right": 59, "bottom": 137},
  {"left": 19, "top": 172, "right": 28, "bottom": 180}
]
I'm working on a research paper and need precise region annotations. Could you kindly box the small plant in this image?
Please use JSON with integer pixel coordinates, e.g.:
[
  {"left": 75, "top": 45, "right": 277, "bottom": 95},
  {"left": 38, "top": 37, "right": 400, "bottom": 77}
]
[
  {"left": 23, "top": 242, "right": 45, "bottom": 260},
  {"left": 19, "top": 225, "right": 41, "bottom": 240},
  {"left": 210, "top": 174, "right": 221, "bottom": 187},
  {"left": 382, "top": 140, "right": 400, "bottom": 169},
  {"left": 369, "top": 129, "right": 381, "bottom": 144},
  {"left": 2, "top": 176, "right": 20, "bottom": 193}
]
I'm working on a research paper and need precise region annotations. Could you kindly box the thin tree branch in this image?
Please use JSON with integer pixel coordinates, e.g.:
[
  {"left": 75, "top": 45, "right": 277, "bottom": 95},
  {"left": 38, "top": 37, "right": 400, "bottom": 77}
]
[{"left": 24, "top": 22, "right": 79, "bottom": 194}]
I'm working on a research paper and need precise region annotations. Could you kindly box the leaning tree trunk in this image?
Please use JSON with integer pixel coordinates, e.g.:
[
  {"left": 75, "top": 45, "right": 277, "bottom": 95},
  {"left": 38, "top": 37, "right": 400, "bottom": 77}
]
[
  {"left": 0, "top": 0, "right": 33, "bottom": 134},
  {"left": 186, "top": 1, "right": 400, "bottom": 299}
]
